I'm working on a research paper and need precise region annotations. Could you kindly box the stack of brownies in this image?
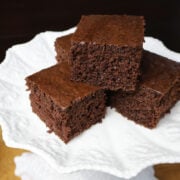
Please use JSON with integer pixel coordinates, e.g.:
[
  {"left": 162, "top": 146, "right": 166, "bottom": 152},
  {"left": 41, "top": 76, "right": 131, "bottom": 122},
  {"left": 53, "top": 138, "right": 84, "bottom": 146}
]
[{"left": 26, "top": 15, "right": 180, "bottom": 143}]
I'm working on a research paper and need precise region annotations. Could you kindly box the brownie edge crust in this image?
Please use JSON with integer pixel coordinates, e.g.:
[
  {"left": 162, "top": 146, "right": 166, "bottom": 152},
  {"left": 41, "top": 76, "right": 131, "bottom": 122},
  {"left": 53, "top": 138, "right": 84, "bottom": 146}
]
[
  {"left": 26, "top": 63, "right": 106, "bottom": 143},
  {"left": 55, "top": 34, "right": 72, "bottom": 63}
]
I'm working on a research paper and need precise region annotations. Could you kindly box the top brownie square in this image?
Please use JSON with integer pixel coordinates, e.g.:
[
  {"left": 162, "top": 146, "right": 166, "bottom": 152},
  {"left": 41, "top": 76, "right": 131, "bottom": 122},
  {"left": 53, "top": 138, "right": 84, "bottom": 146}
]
[{"left": 71, "top": 15, "right": 145, "bottom": 91}]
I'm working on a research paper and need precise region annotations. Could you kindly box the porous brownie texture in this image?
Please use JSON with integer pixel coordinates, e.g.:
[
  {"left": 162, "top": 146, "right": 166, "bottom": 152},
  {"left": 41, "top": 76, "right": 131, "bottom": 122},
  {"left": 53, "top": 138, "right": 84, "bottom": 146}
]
[
  {"left": 55, "top": 34, "right": 72, "bottom": 63},
  {"left": 26, "top": 63, "right": 106, "bottom": 143},
  {"left": 71, "top": 15, "right": 145, "bottom": 91},
  {"left": 110, "top": 50, "right": 180, "bottom": 128}
]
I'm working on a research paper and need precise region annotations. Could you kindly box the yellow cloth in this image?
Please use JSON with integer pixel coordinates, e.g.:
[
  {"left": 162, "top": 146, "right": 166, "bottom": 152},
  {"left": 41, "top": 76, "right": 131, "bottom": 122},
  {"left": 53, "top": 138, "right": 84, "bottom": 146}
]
[
  {"left": 155, "top": 164, "right": 180, "bottom": 180},
  {"left": 0, "top": 128, "right": 25, "bottom": 180}
]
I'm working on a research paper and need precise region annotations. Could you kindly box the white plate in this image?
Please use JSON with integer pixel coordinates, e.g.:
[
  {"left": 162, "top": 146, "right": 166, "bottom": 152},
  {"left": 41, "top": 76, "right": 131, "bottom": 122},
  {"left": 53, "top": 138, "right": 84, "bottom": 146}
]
[
  {"left": 14, "top": 152, "right": 157, "bottom": 180},
  {"left": 0, "top": 27, "right": 180, "bottom": 179}
]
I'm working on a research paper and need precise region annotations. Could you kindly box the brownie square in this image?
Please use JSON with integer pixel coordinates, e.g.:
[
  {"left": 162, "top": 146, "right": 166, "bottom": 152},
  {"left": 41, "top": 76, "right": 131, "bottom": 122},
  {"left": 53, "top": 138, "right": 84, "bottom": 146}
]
[
  {"left": 71, "top": 15, "right": 145, "bottom": 91},
  {"left": 26, "top": 63, "right": 106, "bottom": 143},
  {"left": 55, "top": 34, "right": 72, "bottom": 63},
  {"left": 110, "top": 50, "right": 180, "bottom": 128}
]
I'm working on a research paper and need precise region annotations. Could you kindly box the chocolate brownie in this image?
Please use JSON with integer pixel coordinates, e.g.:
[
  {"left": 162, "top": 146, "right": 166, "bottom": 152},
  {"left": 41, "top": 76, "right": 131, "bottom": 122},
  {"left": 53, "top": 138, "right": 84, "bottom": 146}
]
[
  {"left": 55, "top": 34, "right": 72, "bottom": 63},
  {"left": 26, "top": 63, "right": 106, "bottom": 143},
  {"left": 71, "top": 15, "right": 145, "bottom": 91},
  {"left": 110, "top": 50, "right": 180, "bottom": 128}
]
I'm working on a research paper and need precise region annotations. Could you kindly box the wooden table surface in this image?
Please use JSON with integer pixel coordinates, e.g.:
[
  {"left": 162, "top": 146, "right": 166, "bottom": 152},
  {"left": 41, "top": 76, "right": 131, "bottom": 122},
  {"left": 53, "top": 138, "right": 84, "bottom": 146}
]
[{"left": 0, "top": 128, "right": 180, "bottom": 180}]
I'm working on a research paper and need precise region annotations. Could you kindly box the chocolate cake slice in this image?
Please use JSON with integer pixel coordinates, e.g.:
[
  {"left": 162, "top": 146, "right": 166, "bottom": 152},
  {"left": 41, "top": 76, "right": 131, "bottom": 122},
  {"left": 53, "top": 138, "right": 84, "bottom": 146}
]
[
  {"left": 26, "top": 63, "right": 106, "bottom": 143},
  {"left": 55, "top": 34, "right": 72, "bottom": 63},
  {"left": 110, "top": 50, "right": 180, "bottom": 128},
  {"left": 71, "top": 15, "right": 145, "bottom": 91}
]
